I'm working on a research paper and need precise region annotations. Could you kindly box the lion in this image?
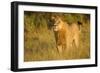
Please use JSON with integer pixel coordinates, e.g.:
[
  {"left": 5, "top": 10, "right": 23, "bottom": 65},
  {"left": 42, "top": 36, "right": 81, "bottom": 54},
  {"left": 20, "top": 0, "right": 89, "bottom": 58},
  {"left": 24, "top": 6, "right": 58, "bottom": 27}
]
[{"left": 51, "top": 16, "right": 82, "bottom": 54}]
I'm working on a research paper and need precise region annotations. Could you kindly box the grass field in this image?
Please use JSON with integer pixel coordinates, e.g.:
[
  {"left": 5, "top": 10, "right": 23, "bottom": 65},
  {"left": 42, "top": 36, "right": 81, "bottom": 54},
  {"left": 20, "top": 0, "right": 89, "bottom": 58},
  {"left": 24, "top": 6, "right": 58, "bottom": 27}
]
[{"left": 24, "top": 11, "right": 90, "bottom": 62}]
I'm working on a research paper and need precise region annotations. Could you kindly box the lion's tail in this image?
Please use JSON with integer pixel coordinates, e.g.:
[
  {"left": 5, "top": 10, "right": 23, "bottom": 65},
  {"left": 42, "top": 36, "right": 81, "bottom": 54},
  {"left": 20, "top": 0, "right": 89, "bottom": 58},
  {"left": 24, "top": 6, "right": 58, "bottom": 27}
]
[{"left": 77, "top": 21, "right": 82, "bottom": 32}]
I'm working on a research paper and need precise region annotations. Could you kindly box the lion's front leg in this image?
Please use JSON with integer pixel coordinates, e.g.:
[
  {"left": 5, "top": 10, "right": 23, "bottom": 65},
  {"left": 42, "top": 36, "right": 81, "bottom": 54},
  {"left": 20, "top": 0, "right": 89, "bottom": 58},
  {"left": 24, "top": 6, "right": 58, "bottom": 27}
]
[{"left": 57, "top": 45, "right": 63, "bottom": 54}]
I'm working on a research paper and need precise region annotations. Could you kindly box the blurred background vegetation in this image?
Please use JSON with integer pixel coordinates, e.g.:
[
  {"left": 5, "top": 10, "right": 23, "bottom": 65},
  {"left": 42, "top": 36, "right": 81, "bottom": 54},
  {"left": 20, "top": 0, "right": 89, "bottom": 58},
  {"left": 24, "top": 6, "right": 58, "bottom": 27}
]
[{"left": 24, "top": 11, "right": 90, "bottom": 62}]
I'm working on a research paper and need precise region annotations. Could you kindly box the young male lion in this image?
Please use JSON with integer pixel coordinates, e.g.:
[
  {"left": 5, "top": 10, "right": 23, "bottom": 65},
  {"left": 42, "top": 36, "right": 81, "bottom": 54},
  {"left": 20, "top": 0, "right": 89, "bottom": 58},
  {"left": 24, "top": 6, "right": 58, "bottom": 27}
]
[{"left": 51, "top": 16, "right": 82, "bottom": 54}]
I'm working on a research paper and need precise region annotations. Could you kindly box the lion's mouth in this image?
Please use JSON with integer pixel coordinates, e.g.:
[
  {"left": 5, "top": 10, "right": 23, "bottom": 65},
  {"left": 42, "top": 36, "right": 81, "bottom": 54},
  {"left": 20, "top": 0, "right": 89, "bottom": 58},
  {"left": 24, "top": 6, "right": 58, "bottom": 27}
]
[{"left": 53, "top": 25, "right": 58, "bottom": 31}]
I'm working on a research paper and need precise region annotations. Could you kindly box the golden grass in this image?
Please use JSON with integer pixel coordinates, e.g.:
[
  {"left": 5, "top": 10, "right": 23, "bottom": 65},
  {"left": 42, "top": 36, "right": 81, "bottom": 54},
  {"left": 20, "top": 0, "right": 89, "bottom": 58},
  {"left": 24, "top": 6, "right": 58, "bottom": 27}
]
[{"left": 24, "top": 12, "right": 90, "bottom": 62}]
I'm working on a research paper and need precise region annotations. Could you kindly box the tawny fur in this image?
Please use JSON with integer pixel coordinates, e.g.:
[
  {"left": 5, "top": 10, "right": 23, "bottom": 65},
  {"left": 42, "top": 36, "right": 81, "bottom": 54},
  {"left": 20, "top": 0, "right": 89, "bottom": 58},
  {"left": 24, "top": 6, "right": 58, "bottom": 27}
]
[{"left": 52, "top": 16, "right": 80, "bottom": 54}]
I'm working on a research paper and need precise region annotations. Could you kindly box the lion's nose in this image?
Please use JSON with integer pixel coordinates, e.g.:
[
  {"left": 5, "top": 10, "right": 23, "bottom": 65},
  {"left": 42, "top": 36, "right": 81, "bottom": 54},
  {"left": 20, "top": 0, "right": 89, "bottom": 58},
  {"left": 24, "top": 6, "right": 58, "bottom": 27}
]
[
  {"left": 54, "top": 23, "right": 57, "bottom": 26},
  {"left": 54, "top": 25, "right": 57, "bottom": 27}
]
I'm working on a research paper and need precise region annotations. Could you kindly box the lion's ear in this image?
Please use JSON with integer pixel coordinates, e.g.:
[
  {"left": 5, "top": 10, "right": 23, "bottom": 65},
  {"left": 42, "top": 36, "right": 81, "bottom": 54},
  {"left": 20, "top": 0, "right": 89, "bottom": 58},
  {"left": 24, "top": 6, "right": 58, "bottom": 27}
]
[{"left": 51, "top": 16, "right": 55, "bottom": 20}]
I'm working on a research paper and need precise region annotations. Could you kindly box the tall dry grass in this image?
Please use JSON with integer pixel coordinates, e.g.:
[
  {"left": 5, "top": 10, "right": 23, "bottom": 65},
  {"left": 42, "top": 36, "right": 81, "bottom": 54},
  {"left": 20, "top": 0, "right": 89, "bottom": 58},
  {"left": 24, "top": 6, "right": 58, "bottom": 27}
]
[{"left": 24, "top": 11, "right": 90, "bottom": 62}]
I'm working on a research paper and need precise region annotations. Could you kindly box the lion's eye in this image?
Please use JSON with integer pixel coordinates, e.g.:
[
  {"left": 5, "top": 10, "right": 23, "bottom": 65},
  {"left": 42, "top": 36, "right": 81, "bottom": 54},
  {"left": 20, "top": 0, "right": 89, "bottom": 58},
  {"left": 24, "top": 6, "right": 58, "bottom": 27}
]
[{"left": 56, "top": 21, "right": 60, "bottom": 24}]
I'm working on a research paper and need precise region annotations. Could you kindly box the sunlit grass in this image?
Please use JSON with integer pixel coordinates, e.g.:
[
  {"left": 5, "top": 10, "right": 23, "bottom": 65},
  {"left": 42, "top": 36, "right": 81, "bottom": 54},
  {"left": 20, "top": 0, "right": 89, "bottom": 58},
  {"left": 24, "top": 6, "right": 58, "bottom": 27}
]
[{"left": 24, "top": 12, "right": 90, "bottom": 62}]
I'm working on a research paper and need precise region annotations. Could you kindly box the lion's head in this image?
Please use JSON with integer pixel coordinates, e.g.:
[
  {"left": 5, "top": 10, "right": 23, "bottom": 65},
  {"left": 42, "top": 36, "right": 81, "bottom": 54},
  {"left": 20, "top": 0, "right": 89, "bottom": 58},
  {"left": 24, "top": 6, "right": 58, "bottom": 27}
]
[{"left": 51, "top": 16, "right": 64, "bottom": 31}]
